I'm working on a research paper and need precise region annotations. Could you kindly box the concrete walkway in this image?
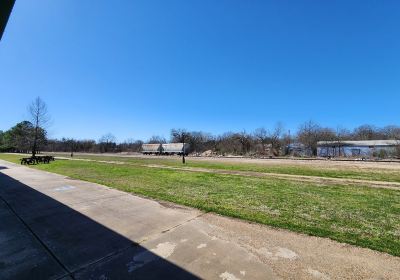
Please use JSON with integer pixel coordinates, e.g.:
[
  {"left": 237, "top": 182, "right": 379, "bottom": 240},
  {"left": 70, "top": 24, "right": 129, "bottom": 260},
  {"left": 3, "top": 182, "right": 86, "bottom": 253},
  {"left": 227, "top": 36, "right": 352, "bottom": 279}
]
[{"left": 0, "top": 160, "right": 399, "bottom": 280}]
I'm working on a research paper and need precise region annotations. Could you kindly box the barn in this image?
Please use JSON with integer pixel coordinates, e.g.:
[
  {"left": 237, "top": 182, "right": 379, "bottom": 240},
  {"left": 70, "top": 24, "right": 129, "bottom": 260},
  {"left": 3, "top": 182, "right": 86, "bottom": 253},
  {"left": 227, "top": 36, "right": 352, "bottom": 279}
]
[{"left": 317, "top": 140, "right": 399, "bottom": 158}]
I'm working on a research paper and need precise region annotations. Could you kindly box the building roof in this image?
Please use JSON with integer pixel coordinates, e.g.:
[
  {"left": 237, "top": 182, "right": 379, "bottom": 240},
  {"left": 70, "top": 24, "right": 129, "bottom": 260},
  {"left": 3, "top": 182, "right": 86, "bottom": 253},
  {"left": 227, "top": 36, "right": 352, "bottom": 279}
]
[
  {"left": 0, "top": 0, "right": 15, "bottom": 41},
  {"left": 317, "top": 140, "right": 400, "bottom": 147}
]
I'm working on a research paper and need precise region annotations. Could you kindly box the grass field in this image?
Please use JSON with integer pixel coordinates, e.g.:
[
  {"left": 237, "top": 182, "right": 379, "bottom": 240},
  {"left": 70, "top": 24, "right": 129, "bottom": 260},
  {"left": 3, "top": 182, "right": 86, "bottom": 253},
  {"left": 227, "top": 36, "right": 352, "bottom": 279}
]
[
  {"left": 49, "top": 153, "right": 400, "bottom": 183},
  {"left": 1, "top": 153, "right": 399, "bottom": 257}
]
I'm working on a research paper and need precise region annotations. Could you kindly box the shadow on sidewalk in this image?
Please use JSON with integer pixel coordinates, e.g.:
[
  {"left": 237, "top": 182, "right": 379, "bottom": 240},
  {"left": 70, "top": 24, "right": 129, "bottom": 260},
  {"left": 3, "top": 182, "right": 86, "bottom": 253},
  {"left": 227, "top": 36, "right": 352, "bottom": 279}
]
[{"left": 0, "top": 169, "right": 199, "bottom": 280}]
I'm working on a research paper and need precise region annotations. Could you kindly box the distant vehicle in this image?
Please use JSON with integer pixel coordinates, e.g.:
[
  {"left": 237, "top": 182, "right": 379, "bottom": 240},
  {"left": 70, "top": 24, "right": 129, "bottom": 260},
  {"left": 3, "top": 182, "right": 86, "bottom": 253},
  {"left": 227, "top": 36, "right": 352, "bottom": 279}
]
[
  {"left": 141, "top": 143, "right": 190, "bottom": 155},
  {"left": 141, "top": 144, "right": 162, "bottom": 155}
]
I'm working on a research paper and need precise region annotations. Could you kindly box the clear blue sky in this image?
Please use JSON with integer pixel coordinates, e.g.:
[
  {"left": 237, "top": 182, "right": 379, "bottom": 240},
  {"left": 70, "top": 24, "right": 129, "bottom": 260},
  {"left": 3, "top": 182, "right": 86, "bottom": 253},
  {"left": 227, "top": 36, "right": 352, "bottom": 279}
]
[{"left": 1, "top": 1, "right": 399, "bottom": 142}]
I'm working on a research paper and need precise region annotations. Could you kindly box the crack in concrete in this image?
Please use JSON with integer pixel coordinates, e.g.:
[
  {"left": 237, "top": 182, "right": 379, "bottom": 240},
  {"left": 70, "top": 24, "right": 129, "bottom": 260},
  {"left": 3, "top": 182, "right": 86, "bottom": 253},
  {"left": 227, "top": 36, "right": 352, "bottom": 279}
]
[
  {"left": 138, "top": 212, "right": 206, "bottom": 244},
  {"left": 70, "top": 242, "right": 138, "bottom": 276}
]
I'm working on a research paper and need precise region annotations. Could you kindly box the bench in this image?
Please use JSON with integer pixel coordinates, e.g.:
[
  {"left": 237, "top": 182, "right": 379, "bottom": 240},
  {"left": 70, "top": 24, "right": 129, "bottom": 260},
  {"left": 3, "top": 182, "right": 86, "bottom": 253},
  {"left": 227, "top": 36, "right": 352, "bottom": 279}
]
[
  {"left": 20, "top": 157, "right": 36, "bottom": 165},
  {"left": 20, "top": 156, "right": 55, "bottom": 165}
]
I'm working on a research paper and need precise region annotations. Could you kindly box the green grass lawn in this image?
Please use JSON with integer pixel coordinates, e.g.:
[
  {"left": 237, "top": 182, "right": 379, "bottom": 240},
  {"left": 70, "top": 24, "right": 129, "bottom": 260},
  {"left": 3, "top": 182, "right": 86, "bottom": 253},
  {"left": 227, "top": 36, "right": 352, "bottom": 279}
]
[
  {"left": 51, "top": 152, "right": 400, "bottom": 183},
  {"left": 1, "top": 153, "right": 399, "bottom": 256}
]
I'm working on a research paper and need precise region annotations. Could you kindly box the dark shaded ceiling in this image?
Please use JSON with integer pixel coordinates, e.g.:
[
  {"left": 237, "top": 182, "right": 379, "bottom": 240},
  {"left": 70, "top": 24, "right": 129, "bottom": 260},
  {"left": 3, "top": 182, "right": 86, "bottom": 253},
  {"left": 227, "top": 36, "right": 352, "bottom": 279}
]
[{"left": 0, "top": 0, "right": 15, "bottom": 41}]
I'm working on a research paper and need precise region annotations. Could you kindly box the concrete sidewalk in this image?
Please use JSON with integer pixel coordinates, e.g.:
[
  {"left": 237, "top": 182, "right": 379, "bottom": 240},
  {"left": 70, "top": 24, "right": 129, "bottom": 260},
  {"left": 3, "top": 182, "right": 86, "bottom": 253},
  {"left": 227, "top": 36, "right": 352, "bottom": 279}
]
[{"left": 0, "top": 160, "right": 399, "bottom": 280}]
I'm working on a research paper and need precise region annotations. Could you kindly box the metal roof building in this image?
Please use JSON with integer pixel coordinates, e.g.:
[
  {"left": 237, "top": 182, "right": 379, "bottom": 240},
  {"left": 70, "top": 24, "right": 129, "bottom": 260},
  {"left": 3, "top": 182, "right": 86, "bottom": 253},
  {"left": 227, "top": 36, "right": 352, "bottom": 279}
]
[
  {"left": 317, "top": 140, "right": 399, "bottom": 147},
  {"left": 317, "top": 140, "right": 399, "bottom": 158}
]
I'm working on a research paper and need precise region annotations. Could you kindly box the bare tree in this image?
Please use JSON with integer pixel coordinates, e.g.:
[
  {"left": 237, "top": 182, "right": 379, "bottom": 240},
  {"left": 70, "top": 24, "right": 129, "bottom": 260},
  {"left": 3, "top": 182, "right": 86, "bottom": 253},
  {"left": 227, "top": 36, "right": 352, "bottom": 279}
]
[
  {"left": 237, "top": 130, "right": 251, "bottom": 155},
  {"left": 28, "top": 97, "right": 50, "bottom": 156},
  {"left": 185, "top": 131, "right": 214, "bottom": 154},
  {"left": 99, "top": 133, "right": 117, "bottom": 153},
  {"left": 67, "top": 138, "right": 75, "bottom": 157},
  {"left": 281, "top": 130, "right": 293, "bottom": 156},
  {"left": 99, "top": 133, "right": 116, "bottom": 144},
  {"left": 382, "top": 125, "right": 400, "bottom": 140},
  {"left": 171, "top": 129, "right": 190, "bottom": 164},
  {"left": 395, "top": 140, "right": 400, "bottom": 158},
  {"left": 383, "top": 126, "right": 400, "bottom": 158},
  {"left": 269, "top": 123, "right": 284, "bottom": 156},
  {"left": 352, "top": 125, "right": 381, "bottom": 140},
  {"left": 120, "top": 138, "right": 143, "bottom": 152},
  {"left": 254, "top": 128, "right": 268, "bottom": 155},
  {"left": 297, "top": 121, "right": 321, "bottom": 156},
  {"left": 147, "top": 135, "right": 166, "bottom": 144},
  {"left": 334, "top": 127, "right": 351, "bottom": 157},
  {"left": 215, "top": 132, "right": 240, "bottom": 155}
]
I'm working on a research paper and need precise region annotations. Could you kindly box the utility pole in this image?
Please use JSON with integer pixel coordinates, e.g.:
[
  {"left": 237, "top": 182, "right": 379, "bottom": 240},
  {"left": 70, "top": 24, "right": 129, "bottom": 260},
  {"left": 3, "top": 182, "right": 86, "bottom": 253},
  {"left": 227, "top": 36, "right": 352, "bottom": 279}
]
[{"left": 182, "top": 133, "right": 186, "bottom": 164}]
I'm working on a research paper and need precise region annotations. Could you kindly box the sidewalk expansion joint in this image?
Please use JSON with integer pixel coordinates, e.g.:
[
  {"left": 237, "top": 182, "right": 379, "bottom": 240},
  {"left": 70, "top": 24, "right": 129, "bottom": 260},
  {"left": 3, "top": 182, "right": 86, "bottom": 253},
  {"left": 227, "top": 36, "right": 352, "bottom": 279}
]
[
  {"left": 138, "top": 211, "right": 207, "bottom": 244},
  {"left": 70, "top": 242, "right": 138, "bottom": 277}
]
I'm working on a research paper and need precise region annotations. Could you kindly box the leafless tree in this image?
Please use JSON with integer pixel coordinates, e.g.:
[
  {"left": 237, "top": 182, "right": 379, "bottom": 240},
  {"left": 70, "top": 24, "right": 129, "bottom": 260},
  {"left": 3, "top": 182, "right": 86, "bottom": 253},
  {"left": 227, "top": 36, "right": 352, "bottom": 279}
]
[
  {"left": 215, "top": 132, "right": 240, "bottom": 155},
  {"left": 352, "top": 125, "right": 382, "bottom": 140},
  {"left": 382, "top": 125, "right": 400, "bottom": 140},
  {"left": 269, "top": 123, "right": 284, "bottom": 156},
  {"left": 28, "top": 97, "right": 50, "bottom": 156},
  {"left": 281, "top": 130, "right": 293, "bottom": 156},
  {"left": 254, "top": 128, "right": 268, "bottom": 155},
  {"left": 147, "top": 135, "right": 166, "bottom": 144},
  {"left": 185, "top": 131, "right": 214, "bottom": 154},
  {"left": 171, "top": 129, "right": 190, "bottom": 163},
  {"left": 99, "top": 133, "right": 117, "bottom": 153},
  {"left": 119, "top": 138, "right": 143, "bottom": 152},
  {"left": 237, "top": 130, "right": 251, "bottom": 155},
  {"left": 395, "top": 140, "right": 400, "bottom": 158},
  {"left": 99, "top": 133, "right": 116, "bottom": 144},
  {"left": 382, "top": 126, "right": 400, "bottom": 158},
  {"left": 334, "top": 126, "right": 351, "bottom": 157},
  {"left": 297, "top": 121, "right": 322, "bottom": 156}
]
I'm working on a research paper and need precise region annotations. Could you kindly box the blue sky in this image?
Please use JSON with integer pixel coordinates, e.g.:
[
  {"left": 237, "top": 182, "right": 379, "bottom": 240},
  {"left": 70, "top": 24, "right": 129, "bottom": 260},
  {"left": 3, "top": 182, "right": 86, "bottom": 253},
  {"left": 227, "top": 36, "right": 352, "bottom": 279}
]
[{"left": 1, "top": 1, "right": 399, "bottom": 142}]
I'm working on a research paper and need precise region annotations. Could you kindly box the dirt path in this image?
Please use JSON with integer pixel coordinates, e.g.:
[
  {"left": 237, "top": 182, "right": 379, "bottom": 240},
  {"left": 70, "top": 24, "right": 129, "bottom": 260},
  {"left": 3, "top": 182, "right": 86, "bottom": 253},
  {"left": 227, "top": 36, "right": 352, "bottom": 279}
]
[
  {"left": 57, "top": 157, "right": 400, "bottom": 190},
  {"left": 144, "top": 164, "right": 400, "bottom": 190},
  {"left": 48, "top": 152, "right": 400, "bottom": 170},
  {"left": 202, "top": 213, "right": 400, "bottom": 280}
]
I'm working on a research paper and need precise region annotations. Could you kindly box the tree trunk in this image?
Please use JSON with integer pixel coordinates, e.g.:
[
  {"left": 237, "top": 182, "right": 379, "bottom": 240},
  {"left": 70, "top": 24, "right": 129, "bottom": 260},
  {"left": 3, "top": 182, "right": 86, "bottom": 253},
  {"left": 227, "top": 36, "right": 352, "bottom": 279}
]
[{"left": 32, "top": 124, "right": 38, "bottom": 157}]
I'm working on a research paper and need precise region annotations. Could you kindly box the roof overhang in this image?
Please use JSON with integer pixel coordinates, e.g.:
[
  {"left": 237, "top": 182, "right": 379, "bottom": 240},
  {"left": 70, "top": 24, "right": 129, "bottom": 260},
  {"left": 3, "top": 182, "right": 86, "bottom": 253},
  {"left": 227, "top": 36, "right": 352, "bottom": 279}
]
[{"left": 0, "top": 0, "right": 15, "bottom": 41}]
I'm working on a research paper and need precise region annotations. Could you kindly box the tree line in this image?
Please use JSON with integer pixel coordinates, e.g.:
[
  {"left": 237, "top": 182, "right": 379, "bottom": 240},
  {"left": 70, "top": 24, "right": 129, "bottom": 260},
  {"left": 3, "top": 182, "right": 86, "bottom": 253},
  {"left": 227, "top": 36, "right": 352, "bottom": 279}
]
[
  {"left": 170, "top": 124, "right": 400, "bottom": 157},
  {"left": 1, "top": 97, "right": 400, "bottom": 157},
  {"left": 2, "top": 121, "right": 400, "bottom": 157}
]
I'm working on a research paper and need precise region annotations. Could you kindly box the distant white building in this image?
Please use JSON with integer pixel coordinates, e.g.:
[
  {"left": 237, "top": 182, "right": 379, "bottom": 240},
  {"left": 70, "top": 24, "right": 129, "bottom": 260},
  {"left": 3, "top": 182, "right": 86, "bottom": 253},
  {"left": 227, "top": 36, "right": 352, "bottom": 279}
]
[
  {"left": 317, "top": 140, "right": 399, "bottom": 158},
  {"left": 141, "top": 143, "right": 190, "bottom": 155}
]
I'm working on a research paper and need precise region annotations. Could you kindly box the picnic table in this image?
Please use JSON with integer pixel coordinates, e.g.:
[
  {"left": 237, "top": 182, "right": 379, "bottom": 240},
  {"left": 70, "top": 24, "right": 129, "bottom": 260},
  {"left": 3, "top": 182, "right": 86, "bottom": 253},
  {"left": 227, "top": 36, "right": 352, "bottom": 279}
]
[{"left": 20, "top": 156, "right": 55, "bottom": 165}]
